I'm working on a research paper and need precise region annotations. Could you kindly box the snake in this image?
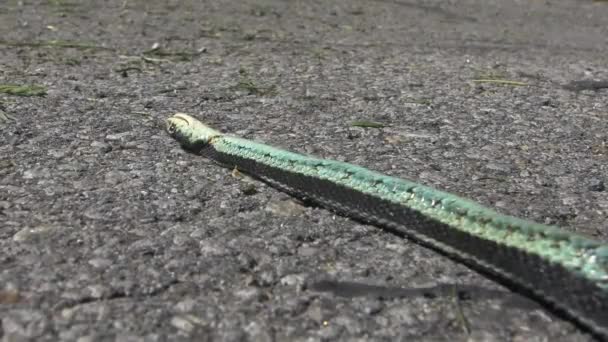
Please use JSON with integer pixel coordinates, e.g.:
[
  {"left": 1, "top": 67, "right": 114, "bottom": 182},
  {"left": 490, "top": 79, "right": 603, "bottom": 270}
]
[{"left": 166, "top": 113, "right": 608, "bottom": 339}]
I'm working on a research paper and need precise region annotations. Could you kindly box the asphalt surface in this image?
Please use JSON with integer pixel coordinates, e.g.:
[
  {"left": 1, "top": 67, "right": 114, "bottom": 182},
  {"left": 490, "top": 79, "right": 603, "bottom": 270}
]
[{"left": 1, "top": 0, "right": 608, "bottom": 341}]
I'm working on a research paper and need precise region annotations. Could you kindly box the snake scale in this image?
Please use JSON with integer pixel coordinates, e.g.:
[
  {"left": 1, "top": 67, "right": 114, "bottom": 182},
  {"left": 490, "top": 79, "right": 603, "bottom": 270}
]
[{"left": 166, "top": 113, "right": 608, "bottom": 339}]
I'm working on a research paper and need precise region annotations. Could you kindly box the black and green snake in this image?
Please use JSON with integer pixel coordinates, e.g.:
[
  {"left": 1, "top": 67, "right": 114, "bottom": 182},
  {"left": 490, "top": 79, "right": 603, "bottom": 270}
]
[{"left": 166, "top": 113, "right": 608, "bottom": 339}]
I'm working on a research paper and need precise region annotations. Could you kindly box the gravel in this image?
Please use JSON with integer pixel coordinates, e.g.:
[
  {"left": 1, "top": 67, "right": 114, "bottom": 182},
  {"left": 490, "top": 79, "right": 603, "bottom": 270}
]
[{"left": 1, "top": 0, "right": 607, "bottom": 341}]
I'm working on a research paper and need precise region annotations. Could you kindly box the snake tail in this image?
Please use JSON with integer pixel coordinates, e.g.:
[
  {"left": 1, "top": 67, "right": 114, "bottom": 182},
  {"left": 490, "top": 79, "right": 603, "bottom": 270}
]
[{"left": 166, "top": 113, "right": 608, "bottom": 340}]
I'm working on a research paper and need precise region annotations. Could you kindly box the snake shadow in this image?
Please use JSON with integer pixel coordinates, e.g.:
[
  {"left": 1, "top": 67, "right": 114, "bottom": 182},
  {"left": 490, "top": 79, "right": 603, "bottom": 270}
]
[{"left": 308, "top": 279, "right": 540, "bottom": 311}]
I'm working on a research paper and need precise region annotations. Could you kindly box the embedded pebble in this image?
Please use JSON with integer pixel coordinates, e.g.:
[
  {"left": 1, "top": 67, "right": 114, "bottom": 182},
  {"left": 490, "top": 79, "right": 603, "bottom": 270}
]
[
  {"left": 76, "top": 335, "right": 95, "bottom": 342},
  {"left": 305, "top": 304, "right": 323, "bottom": 322},
  {"left": 90, "top": 141, "right": 112, "bottom": 153},
  {"left": 22, "top": 168, "right": 50, "bottom": 179},
  {"left": 244, "top": 321, "right": 272, "bottom": 341},
  {"left": 318, "top": 322, "right": 342, "bottom": 339},
  {"left": 265, "top": 199, "right": 306, "bottom": 217},
  {"left": 257, "top": 269, "right": 276, "bottom": 287},
  {"left": 1, "top": 310, "right": 48, "bottom": 338},
  {"left": 174, "top": 298, "right": 197, "bottom": 312},
  {"left": 170, "top": 316, "right": 195, "bottom": 333},
  {"left": 88, "top": 258, "right": 112, "bottom": 269},
  {"left": 589, "top": 178, "right": 605, "bottom": 192},
  {"left": 280, "top": 274, "right": 306, "bottom": 287},
  {"left": 105, "top": 132, "right": 131, "bottom": 141},
  {"left": 234, "top": 287, "right": 261, "bottom": 302},
  {"left": 236, "top": 253, "right": 257, "bottom": 271},
  {"left": 298, "top": 245, "right": 318, "bottom": 257},
  {"left": 13, "top": 225, "right": 61, "bottom": 242},
  {"left": 0, "top": 289, "right": 21, "bottom": 304},
  {"left": 104, "top": 171, "right": 129, "bottom": 185},
  {"left": 363, "top": 300, "right": 383, "bottom": 315},
  {"left": 86, "top": 285, "right": 108, "bottom": 299},
  {"left": 114, "top": 334, "right": 146, "bottom": 342},
  {"left": 385, "top": 304, "right": 417, "bottom": 325},
  {"left": 47, "top": 149, "right": 67, "bottom": 158}
]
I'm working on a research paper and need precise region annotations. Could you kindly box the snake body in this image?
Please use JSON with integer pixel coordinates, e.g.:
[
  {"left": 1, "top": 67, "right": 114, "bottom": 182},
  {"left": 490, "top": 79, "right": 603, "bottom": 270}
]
[{"left": 166, "top": 113, "right": 608, "bottom": 339}]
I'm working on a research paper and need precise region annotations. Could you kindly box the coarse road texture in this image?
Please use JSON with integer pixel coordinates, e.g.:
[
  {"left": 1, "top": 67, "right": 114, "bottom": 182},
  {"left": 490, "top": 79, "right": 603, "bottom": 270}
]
[{"left": 1, "top": 0, "right": 607, "bottom": 341}]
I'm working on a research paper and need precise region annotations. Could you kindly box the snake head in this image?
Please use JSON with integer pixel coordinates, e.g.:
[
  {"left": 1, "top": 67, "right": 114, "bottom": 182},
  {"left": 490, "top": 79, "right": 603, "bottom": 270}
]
[{"left": 166, "top": 113, "right": 222, "bottom": 151}]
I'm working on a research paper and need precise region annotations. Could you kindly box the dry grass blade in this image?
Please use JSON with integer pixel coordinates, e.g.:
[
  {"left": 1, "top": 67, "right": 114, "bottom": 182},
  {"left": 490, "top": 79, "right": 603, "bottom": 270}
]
[
  {"left": 350, "top": 120, "right": 386, "bottom": 128},
  {"left": 471, "top": 79, "right": 528, "bottom": 86},
  {"left": 0, "top": 84, "right": 47, "bottom": 96},
  {"left": 0, "top": 110, "right": 16, "bottom": 127},
  {"left": 452, "top": 287, "right": 471, "bottom": 335},
  {"left": 0, "top": 40, "right": 112, "bottom": 51}
]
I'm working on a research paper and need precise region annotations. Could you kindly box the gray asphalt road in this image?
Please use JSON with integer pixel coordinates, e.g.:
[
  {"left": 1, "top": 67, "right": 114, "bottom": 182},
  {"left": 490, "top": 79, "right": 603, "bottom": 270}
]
[{"left": 1, "top": 0, "right": 607, "bottom": 341}]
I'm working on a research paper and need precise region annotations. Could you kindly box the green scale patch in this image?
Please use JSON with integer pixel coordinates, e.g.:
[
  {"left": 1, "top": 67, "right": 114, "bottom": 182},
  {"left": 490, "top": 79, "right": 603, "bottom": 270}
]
[{"left": 216, "top": 131, "right": 608, "bottom": 289}]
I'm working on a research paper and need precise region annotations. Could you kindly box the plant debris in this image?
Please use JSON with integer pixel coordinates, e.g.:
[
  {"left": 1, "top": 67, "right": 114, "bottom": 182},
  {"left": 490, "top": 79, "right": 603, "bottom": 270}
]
[
  {"left": 350, "top": 120, "right": 386, "bottom": 128},
  {"left": 0, "top": 40, "right": 112, "bottom": 50},
  {"left": 0, "top": 84, "right": 47, "bottom": 96},
  {"left": 0, "top": 110, "right": 16, "bottom": 126},
  {"left": 142, "top": 46, "right": 206, "bottom": 61},
  {"left": 471, "top": 79, "right": 528, "bottom": 86}
]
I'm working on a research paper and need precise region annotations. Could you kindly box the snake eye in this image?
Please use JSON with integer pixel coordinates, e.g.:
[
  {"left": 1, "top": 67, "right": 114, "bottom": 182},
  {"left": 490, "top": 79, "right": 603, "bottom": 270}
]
[{"left": 166, "top": 123, "right": 175, "bottom": 134}]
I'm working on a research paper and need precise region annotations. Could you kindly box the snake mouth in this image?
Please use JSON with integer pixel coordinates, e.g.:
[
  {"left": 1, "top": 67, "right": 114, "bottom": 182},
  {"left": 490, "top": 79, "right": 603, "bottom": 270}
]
[
  {"left": 166, "top": 113, "right": 201, "bottom": 152},
  {"left": 166, "top": 113, "right": 223, "bottom": 151},
  {"left": 166, "top": 113, "right": 192, "bottom": 136}
]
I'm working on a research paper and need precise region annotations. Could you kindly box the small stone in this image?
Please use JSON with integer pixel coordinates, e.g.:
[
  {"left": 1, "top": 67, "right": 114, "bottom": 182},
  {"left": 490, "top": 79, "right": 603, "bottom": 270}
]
[
  {"left": 174, "top": 298, "right": 197, "bottom": 312},
  {"left": 305, "top": 304, "right": 323, "bottom": 322},
  {"left": 86, "top": 285, "right": 108, "bottom": 299},
  {"left": 48, "top": 149, "right": 67, "bottom": 158},
  {"left": 13, "top": 225, "right": 60, "bottom": 242},
  {"left": 172, "top": 235, "right": 190, "bottom": 246},
  {"left": 61, "top": 307, "right": 76, "bottom": 320},
  {"left": 298, "top": 245, "right": 318, "bottom": 257},
  {"left": 280, "top": 274, "right": 305, "bottom": 287},
  {"left": 318, "top": 322, "right": 342, "bottom": 339},
  {"left": 115, "top": 334, "right": 145, "bottom": 342},
  {"left": 240, "top": 183, "right": 258, "bottom": 196},
  {"left": 562, "top": 196, "right": 578, "bottom": 206},
  {"left": 0, "top": 289, "right": 21, "bottom": 304},
  {"left": 236, "top": 253, "right": 257, "bottom": 272},
  {"left": 385, "top": 243, "right": 408, "bottom": 254},
  {"left": 265, "top": 199, "right": 306, "bottom": 217},
  {"left": 363, "top": 299, "right": 383, "bottom": 315},
  {"left": 244, "top": 321, "right": 272, "bottom": 341},
  {"left": 257, "top": 270, "right": 276, "bottom": 287},
  {"left": 199, "top": 241, "right": 230, "bottom": 257},
  {"left": 88, "top": 258, "right": 112, "bottom": 269},
  {"left": 334, "top": 315, "right": 361, "bottom": 334},
  {"left": 469, "top": 330, "right": 502, "bottom": 342},
  {"left": 540, "top": 98, "right": 556, "bottom": 107},
  {"left": 385, "top": 304, "right": 417, "bottom": 325},
  {"left": 90, "top": 141, "right": 112, "bottom": 153},
  {"left": 2, "top": 316, "right": 26, "bottom": 336},
  {"left": 1, "top": 310, "right": 47, "bottom": 337},
  {"left": 189, "top": 227, "right": 208, "bottom": 239},
  {"left": 57, "top": 162, "right": 88, "bottom": 172},
  {"left": 485, "top": 162, "right": 511, "bottom": 173},
  {"left": 170, "top": 316, "right": 195, "bottom": 333},
  {"left": 589, "top": 178, "right": 605, "bottom": 192},
  {"left": 222, "top": 329, "right": 247, "bottom": 342},
  {"left": 22, "top": 168, "right": 50, "bottom": 179},
  {"left": 105, "top": 132, "right": 131, "bottom": 141},
  {"left": 122, "top": 141, "right": 139, "bottom": 149},
  {"left": 234, "top": 287, "right": 261, "bottom": 302},
  {"left": 104, "top": 171, "right": 128, "bottom": 185}
]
